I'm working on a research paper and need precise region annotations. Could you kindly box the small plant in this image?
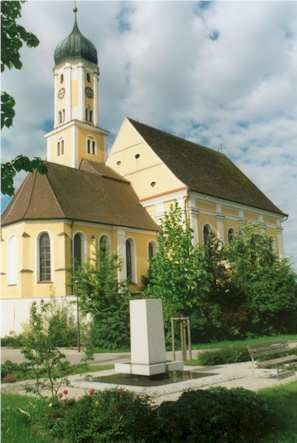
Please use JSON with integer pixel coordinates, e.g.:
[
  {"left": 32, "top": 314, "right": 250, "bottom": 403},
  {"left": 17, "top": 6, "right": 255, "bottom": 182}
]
[
  {"left": 21, "top": 301, "right": 70, "bottom": 400},
  {"left": 63, "top": 388, "right": 157, "bottom": 442}
]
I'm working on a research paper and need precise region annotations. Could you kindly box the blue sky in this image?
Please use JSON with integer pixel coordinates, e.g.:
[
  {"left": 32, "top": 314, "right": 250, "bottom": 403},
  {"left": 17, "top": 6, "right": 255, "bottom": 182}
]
[{"left": 2, "top": 1, "right": 297, "bottom": 268}]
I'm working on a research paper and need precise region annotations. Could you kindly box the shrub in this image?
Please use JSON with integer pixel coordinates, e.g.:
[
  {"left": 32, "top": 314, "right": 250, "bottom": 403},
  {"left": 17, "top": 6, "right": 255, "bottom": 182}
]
[
  {"left": 156, "top": 387, "right": 276, "bottom": 443},
  {"left": 63, "top": 389, "right": 157, "bottom": 442},
  {"left": 197, "top": 346, "right": 250, "bottom": 365},
  {"left": 1, "top": 360, "right": 31, "bottom": 381},
  {"left": 1, "top": 334, "right": 25, "bottom": 347}
]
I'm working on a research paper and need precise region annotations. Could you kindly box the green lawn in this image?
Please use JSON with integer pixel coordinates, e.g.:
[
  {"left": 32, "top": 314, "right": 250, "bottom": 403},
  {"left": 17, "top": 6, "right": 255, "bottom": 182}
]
[
  {"left": 1, "top": 394, "right": 54, "bottom": 443},
  {"left": 192, "top": 334, "right": 297, "bottom": 351},
  {"left": 2, "top": 362, "right": 114, "bottom": 383},
  {"left": 260, "top": 381, "right": 297, "bottom": 443}
]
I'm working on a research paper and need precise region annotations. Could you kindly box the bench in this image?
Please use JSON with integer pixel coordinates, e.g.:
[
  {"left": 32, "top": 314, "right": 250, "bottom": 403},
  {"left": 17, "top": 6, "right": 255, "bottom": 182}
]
[{"left": 248, "top": 342, "right": 297, "bottom": 378}]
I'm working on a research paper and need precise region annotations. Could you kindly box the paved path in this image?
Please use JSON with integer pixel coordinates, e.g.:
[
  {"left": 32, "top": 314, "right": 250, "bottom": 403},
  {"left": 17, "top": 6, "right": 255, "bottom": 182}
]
[
  {"left": 2, "top": 359, "right": 296, "bottom": 404},
  {"left": 1, "top": 347, "right": 200, "bottom": 365}
]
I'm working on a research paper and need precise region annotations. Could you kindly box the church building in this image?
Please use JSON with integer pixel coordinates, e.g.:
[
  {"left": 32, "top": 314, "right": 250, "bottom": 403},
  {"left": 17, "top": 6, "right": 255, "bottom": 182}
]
[{"left": 0, "top": 10, "right": 287, "bottom": 335}]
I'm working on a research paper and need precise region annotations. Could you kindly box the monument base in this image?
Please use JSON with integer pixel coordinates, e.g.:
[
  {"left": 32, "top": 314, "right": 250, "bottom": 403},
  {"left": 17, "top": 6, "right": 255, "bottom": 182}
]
[{"left": 115, "top": 360, "right": 184, "bottom": 376}]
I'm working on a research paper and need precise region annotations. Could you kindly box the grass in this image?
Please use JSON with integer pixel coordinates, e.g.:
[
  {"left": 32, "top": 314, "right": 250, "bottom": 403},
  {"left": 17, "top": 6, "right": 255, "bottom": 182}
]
[
  {"left": 2, "top": 362, "right": 114, "bottom": 383},
  {"left": 260, "top": 381, "right": 297, "bottom": 443},
  {"left": 1, "top": 394, "right": 55, "bottom": 443},
  {"left": 191, "top": 334, "right": 297, "bottom": 351}
]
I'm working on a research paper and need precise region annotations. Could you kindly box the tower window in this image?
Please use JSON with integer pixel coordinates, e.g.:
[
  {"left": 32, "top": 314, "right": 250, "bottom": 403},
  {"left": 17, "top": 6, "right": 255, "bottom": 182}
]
[
  {"left": 85, "top": 108, "right": 93, "bottom": 123},
  {"left": 38, "top": 232, "right": 51, "bottom": 282},
  {"left": 60, "top": 73, "right": 64, "bottom": 83},
  {"left": 135, "top": 153, "right": 140, "bottom": 159},
  {"left": 87, "top": 137, "right": 96, "bottom": 155},
  {"left": 59, "top": 111, "right": 62, "bottom": 124},
  {"left": 57, "top": 139, "right": 64, "bottom": 156},
  {"left": 89, "top": 110, "right": 93, "bottom": 123},
  {"left": 150, "top": 181, "right": 156, "bottom": 188},
  {"left": 86, "top": 72, "right": 91, "bottom": 83},
  {"left": 62, "top": 109, "right": 65, "bottom": 122}
]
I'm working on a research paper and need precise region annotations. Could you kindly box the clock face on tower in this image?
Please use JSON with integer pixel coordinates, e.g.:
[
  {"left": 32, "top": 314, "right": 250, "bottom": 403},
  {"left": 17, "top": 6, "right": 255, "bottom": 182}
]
[
  {"left": 57, "top": 88, "right": 65, "bottom": 99},
  {"left": 85, "top": 87, "right": 94, "bottom": 98}
]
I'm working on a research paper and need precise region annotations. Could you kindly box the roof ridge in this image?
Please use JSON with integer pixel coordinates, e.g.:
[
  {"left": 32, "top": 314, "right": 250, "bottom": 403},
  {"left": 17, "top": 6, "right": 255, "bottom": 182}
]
[
  {"left": 1, "top": 174, "right": 30, "bottom": 220},
  {"left": 128, "top": 117, "right": 222, "bottom": 156},
  {"left": 45, "top": 168, "right": 66, "bottom": 217}
]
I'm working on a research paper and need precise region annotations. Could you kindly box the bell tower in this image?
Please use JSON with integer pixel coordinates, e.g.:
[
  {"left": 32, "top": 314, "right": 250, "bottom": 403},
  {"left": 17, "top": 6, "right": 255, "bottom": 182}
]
[{"left": 45, "top": 7, "right": 108, "bottom": 168}]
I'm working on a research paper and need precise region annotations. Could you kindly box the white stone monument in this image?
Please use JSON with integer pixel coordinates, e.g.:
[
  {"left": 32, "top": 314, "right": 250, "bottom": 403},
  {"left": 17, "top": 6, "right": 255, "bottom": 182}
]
[{"left": 115, "top": 299, "right": 183, "bottom": 376}]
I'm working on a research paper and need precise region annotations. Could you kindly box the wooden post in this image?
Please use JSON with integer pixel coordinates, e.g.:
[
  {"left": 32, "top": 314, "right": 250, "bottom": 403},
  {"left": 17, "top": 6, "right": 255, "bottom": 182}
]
[
  {"left": 171, "top": 317, "right": 175, "bottom": 360},
  {"left": 187, "top": 318, "right": 192, "bottom": 360}
]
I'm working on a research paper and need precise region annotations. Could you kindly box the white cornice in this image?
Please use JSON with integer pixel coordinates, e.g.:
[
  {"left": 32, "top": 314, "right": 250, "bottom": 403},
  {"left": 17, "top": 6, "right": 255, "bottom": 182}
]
[{"left": 44, "top": 119, "right": 109, "bottom": 138}]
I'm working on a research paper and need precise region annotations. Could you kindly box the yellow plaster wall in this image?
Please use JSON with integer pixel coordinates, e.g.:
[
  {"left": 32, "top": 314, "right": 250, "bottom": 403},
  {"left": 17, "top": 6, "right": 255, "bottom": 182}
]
[
  {"left": 77, "top": 126, "right": 105, "bottom": 164},
  {"left": 125, "top": 229, "right": 157, "bottom": 287},
  {"left": 245, "top": 211, "right": 259, "bottom": 223},
  {"left": 47, "top": 126, "right": 73, "bottom": 167},
  {"left": 107, "top": 119, "right": 186, "bottom": 201},
  {"left": 222, "top": 206, "right": 239, "bottom": 218},
  {"left": 198, "top": 213, "right": 218, "bottom": 241},
  {"left": 196, "top": 199, "right": 216, "bottom": 212},
  {"left": 71, "top": 79, "right": 78, "bottom": 107}
]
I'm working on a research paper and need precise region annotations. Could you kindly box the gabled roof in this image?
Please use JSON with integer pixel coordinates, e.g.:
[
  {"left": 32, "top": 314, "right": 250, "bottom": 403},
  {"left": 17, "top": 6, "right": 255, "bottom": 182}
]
[
  {"left": 2, "top": 161, "right": 158, "bottom": 231},
  {"left": 128, "top": 118, "right": 285, "bottom": 216}
]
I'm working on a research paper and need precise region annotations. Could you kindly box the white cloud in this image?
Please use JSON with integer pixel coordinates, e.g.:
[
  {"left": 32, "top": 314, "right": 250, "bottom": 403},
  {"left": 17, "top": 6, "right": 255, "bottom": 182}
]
[{"left": 2, "top": 0, "right": 297, "bottom": 268}]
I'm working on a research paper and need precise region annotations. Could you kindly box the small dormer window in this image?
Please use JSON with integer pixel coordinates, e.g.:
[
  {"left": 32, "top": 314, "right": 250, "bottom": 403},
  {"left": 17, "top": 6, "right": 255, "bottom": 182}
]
[{"left": 87, "top": 137, "right": 96, "bottom": 155}]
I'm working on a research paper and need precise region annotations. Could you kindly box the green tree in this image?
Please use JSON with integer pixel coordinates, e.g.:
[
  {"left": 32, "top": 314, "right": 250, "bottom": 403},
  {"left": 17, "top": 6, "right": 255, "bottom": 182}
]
[
  {"left": 22, "top": 301, "right": 70, "bottom": 399},
  {"left": 146, "top": 203, "right": 211, "bottom": 320},
  {"left": 71, "top": 250, "right": 130, "bottom": 351},
  {"left": 227, "top": 224, "right": 297, "bottom": 334},
  {"left": 1, "top": 1, "right": 46, "bottom": 196}
]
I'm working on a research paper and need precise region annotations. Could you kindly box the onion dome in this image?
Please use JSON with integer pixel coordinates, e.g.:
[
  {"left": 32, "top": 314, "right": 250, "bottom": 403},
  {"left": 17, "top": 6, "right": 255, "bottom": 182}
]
[{"left": 54, "top": 8, "right": 98, "bottom": 66}]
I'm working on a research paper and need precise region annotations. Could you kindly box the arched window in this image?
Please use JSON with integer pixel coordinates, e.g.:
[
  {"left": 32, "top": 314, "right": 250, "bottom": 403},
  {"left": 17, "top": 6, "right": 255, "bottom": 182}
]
[
  {"left": 59, "top": 111, "right": 62, "bottom": 124},
  {"left": 148, "top": 241, "right": 156, "bottom": 262},
  {"left": 57, "top": 141, "right": 60, "bottom": 156},
  {"left": 203, "top": 224, "right": 211, "bottom": 245},
  {"left": 85, "top": 108, "right": 89, "bottom": 121},
  {"left": 86, "top": 72, "right": 91, "bottom": 83},
  {"left": 99, "top": 235, "right": 110, "bottom": 258},
  {"left": 8, "top": 235, "right": 18, "bottom": 285},
  {"left": 126, "top": 238, "right": 135, "bottom": 283},
  {"left": 60, "top": 73, "right": 64, "bottom": 83},
  {"left": 38, "top": 233, "right": 51, "bottom": 282},
  {"left": 62, "top": 109, "right": 65, "bottom": 122},
  {"left": 89, "top": 110, "right": 93, "bottom": 123},
  {"left": 73, "top": 233, "right": 84, "bottom": 269},
  {"left": 87, "top": 137, "right": 96, "bottom": 155},
  {"left": 228, "top": 228, "right": 235, "bottom": 244}
]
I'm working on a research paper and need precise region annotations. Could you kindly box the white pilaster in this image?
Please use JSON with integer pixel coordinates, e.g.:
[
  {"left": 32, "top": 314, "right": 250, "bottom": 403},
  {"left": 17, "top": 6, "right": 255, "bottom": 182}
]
[
  {"left": 93, "top": 69, "right": 99, "bottom": 126},
  {"left": 54, "top": 72, "right": 59, "bottom": 128},
  {"left": 117, "top": 229, "right": 126, "bottom": 281},
  {"left": 189, "top": 197, "right": 199, "bottom": 245},
  {"left": 64, "top": 63, "right": 72, "bottom": 122},
  {"left": 216, "top": 204, "right": 225, "bottom": 243},
  {"left": 277, "top": 227, "right": 284, "bottom": 258},
  {"left": 71, "top": 124, "right": 77, "bottom": 168},
  {"left": 77, "top": 63, "right": 85, "bottom": 121}
]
